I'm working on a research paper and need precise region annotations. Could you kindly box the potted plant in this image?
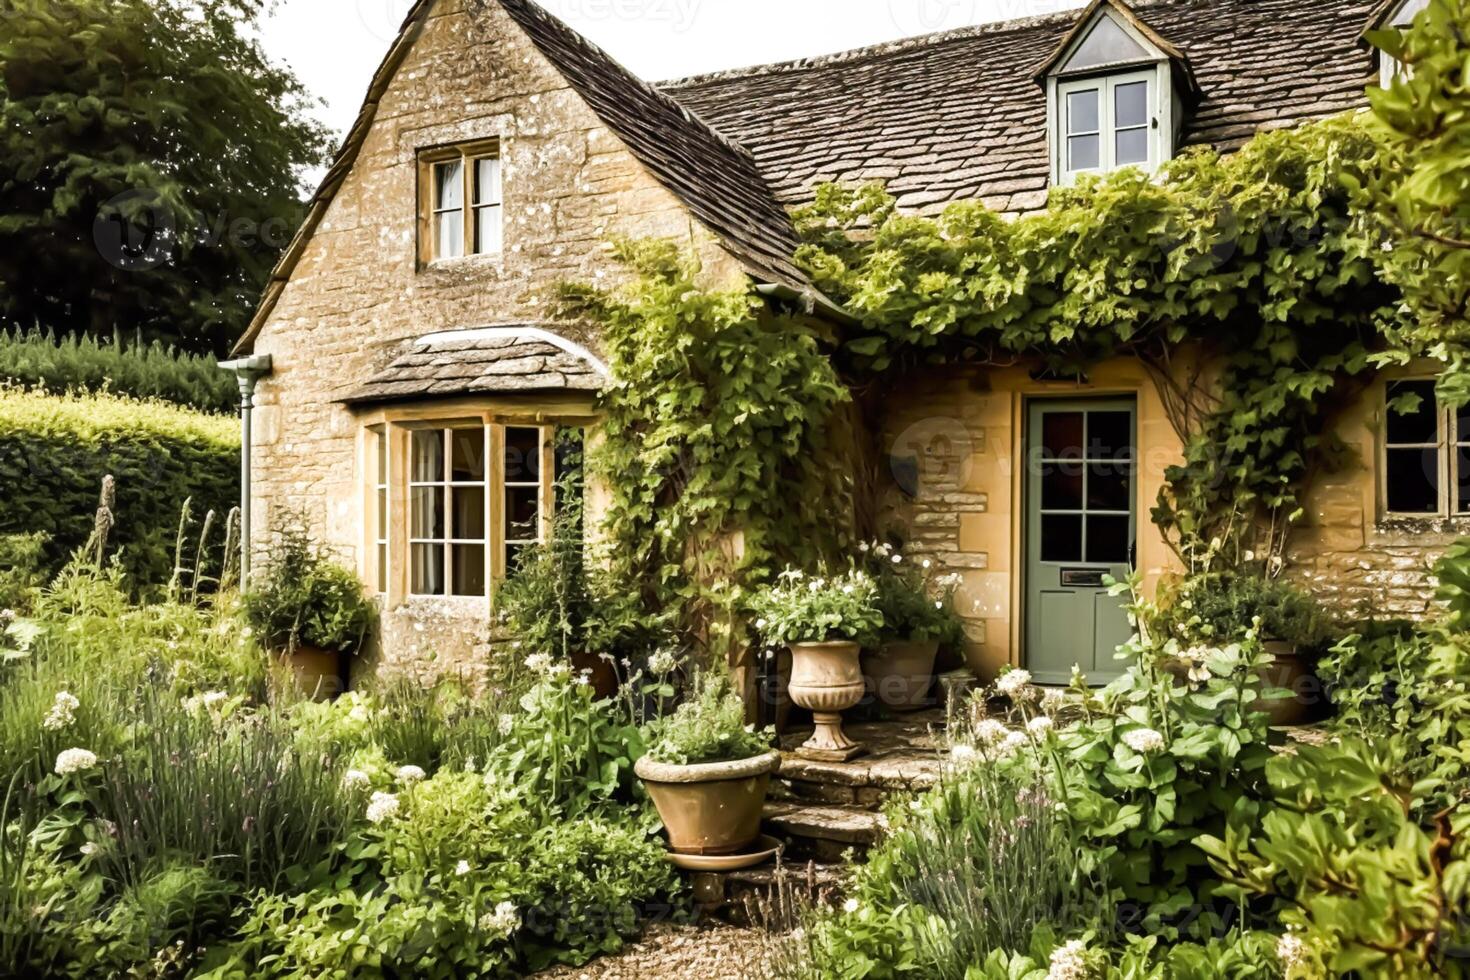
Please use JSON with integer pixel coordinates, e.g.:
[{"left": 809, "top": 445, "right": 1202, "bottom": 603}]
[
  {"left": 1156, "top": 571, "right": 1338, "bottom": 725},
  {"left": 243, "top": 524, "right": 376, "bottom": 700},
  {"left": 634, "top": 670, "right": 779, "bottom": 858},
  {"left": 862, "top": 542, "right": 965, "bottom": 711},
  {"left": 749, "top": 566, "right": 884, "bottom": 760}
]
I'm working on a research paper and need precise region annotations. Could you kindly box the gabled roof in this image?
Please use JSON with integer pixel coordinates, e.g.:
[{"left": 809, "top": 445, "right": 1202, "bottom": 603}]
[
  {"left": 1032, "top": 0, "right": 1194, "bottom": 93},
  {"left": 665, "top": 0, "right": 1377, "bottom": 216},
  {"left": 342, "top": 324, "right": 605, "bottom": 405},
  {"left": 235, "top": 0, "right": 808, "bottom": 355}
]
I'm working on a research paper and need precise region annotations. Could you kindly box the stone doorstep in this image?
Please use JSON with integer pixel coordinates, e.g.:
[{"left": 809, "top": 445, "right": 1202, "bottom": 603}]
[{"left": 762, "top": 801, "right": 883, "bottom": 848}]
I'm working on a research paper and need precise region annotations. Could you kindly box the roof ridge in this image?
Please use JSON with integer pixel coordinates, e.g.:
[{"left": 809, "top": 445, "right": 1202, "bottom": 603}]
[
  {"left": 499, "top": 0, "right": 760, "bottom": 166},
  {"left": 659, "top": 0, "right": 1185, "bottom": 90}
]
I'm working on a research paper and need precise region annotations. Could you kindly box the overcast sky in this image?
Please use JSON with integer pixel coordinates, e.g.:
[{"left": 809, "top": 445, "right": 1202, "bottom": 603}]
[{"left": 258, "top": 0, "right": 1087, "bottom": 147}]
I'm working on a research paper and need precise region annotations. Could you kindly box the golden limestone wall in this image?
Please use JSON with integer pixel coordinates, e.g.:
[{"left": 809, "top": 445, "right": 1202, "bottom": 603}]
[
  {"left": 247, "top": 0, "right": 743, "bottom": 684},
  {"left": 877, "top": 360, "right": 1448, "bottom": 684}
]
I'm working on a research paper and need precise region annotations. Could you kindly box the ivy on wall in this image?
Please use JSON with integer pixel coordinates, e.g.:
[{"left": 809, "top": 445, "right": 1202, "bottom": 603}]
[
  {"left": 558, "top": 240, "right": 853, "bottom": 659},
  {"left": 792, "top": 115, "right": 1402, "bottom": 571}
]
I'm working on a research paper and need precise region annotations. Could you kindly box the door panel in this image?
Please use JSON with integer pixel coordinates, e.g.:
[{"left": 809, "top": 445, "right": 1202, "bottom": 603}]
[{"left": 1024, "top": 398, "right": 1137, "bottom": 685}]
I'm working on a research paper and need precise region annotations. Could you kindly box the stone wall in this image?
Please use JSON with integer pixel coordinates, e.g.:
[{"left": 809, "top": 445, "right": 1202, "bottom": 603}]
[
  {"left": 876, "top": 360, "right": 1449, "bottom": 684},
  {"left": 248, "top": 0, "right": 745, "bottom": 682}
]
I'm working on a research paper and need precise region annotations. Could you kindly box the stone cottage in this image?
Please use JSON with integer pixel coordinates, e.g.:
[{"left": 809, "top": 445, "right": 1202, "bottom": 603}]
[{"left": 230, "top": 0, "right": 1443, "bottom": 688}]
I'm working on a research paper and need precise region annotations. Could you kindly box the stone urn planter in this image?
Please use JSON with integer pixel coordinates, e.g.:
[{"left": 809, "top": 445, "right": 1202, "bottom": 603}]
[
  {"left": 1250, "top": 639, "right": 1316, "bottom": 727},
  {"left": 277, "top": 644, "right": 346, "bottom": 701},
  {"left": 634, "top": 750, "right": 782, "bottom": 856},
  {"left": 863, "top": 639, "right": 940, "bottom": 712},
  {"left": 788, "top": 640, "right": 868, "bottom": 761}
]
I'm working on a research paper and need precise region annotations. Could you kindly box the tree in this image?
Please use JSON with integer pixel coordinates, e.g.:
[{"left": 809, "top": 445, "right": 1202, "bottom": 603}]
[
  {"left": 0, "top": 0, "right": 333, "bottom": 354},
  {"left": 1363, "top": 0, "right": 1470, "bottom": 396}
]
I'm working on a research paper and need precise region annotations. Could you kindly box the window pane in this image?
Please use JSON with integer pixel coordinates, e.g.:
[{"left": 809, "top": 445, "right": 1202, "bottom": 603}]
[
  {"left": 1088, "top": 412, "right": 1132, "bottom": 459},
  {"left": 376, "top": 430, "right": 388, "bottom": 483},
  {"left": 1042, "top": 412, "right": 1084, "bottom": 459},
  {"left": 1041, "top": 462, "right": 1084, "bottom": 511},
  {"left": 475, "top": 157, "right": 501, "bottom": 205},
  {"left": 1066, "top": 89, "right": 1099, "bottom": 134},
  {"left": 1386, "top": 447, "right": 1439, "bottom": 513},
  {"left": 505, "top": 485, "right": 540, "bottom": 542},
  {"left": 1386, "top": 380, "right": 1438, "bottom": 444},
  {"left": 452, "top": 486, "right": 486, "bottom": 540},
  {"left": 411, "top": 486, "right": 443, "bottom": 540},
  {"left": 476, "top": 205, "right": 502, "bottom": 254},
  {"left": 451, "top": 428, "right": 485, "bottom": 482},
  {"left": 452, "top": 545, "right": 486, "bottom": 597},
  {"left": 435, "top": 211, "right": 463, "bottom": 259},
  {"left": 412, "top": 543, "right": 445, "bottom": 595},
  {"left": 1068, "top": 134, "right": 1100, "bottom": 172},
  {"left": 377, "top": 542, "right": 388, "bottom": 593},
  {"left": 411, "top": 430, "right": 444, "bottom": 482},
  {"left": 1114, "top": 81, "right": 1148, "bottom": 128},
  {"left": 504, "top": 427, "right": 542, "bottom": 482},
  {"left": 377, "top": 487, "right": 388, "bottom": 539},
  {"left": 1041, "top": 514, "right": 1083, "bottom": 563},
  {"left": 1087, "top": 461, "right": 1131, "bottom": 512},
  {"left": 1458, "top": 447, "right": 1470, "bottom": 514},
  {"left": 435, "top": 160, "right": 463, "bottom": 209},
  {"left": 1087, "top": 515, "right": 1131, "bottom": 564},
  {"left": 1115, "top": 127, "right": 1148, "bottom": 166},
  {"left": 1457, "top": 401, "right": 1470, "bottom": 445}
]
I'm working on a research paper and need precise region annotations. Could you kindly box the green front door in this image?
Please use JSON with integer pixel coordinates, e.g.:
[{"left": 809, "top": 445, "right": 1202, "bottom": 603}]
[{"left": 1023, "top": 398, "right": 1137, "bottom": 685}]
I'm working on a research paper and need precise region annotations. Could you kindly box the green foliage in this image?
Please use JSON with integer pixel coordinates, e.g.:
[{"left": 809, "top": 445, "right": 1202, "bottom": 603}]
[
  {"left": 0, "top": 328, "right": 237, "bottom": 413},
  {"left": 1154, "top": 571, "right": 1339, "bottom": 650},
  {"left": 1362, "top": 0, "right": 1470, "bottom": 391},
  {"left": 0, "top": 388, "right": 239, "bottom": 588},
  {"left": 559, "top": 240, "right": 853, "bottom": 656},
  {"left": 862, "top": 542, "right": 964, "bottom": 646},
  {"left": 748, "top": 565, "right": 885, "bottom": 647},
  {"left": 642, "top": 669, "right": 771, "bottom": 765},
  {"left": 243, "top": 521, "right": 376, "bottom": 655},
  {"left": 0, "top": 0, "right": 333, "bottom": 353},
  {"left": 793, "top": 117, "right": 1395, "bottom": 568},
  {"left": 0, "top": 533, "right": 47, "bottom": 614}
]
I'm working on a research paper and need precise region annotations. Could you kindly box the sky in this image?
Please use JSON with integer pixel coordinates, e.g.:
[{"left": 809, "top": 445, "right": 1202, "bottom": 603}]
[{"left": 258, "top": 0, "right": 1088, "bottom": 148}]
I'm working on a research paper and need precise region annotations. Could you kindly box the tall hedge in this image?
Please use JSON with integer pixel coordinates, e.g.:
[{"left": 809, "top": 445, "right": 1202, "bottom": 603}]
[
  {"left": 0, "top": 329, "right": 238, "bottom": 414},
  {"left": 0, "top": 389, "right": 240, "bottom": 588}
]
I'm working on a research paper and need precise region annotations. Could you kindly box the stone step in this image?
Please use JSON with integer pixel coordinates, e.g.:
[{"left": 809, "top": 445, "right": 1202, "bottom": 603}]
[
  {"left": 692, "top": 859, "right": 847, "bottom": 925},
  {"left": 776, "top": 752, "right": 941, "bottom": 809},
  {"left": 762, "top": 801, "right": 884, "bottom": 862}
]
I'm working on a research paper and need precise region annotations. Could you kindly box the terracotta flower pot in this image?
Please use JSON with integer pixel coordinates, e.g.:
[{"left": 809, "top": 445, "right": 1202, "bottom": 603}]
[
  {"left": 863, "top": 639, "right": 940, "bottom": 711},
  {"left": 788, "top": 640, "right": 867, "bottom": 761},
  {"left": 277, "top": 644, "right": 346, "bottom": 701},
  {"left": 635, "top": 750, "right": 781, "bottom": 855}
]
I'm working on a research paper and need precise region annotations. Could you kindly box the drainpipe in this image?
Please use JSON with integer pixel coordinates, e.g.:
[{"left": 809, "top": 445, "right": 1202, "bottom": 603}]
[
  {"left": 753, "top": 282, "right": 859, "bottom": 327},
  {"left": 217, "top": 354, "right": 272, "bottom": 586}
]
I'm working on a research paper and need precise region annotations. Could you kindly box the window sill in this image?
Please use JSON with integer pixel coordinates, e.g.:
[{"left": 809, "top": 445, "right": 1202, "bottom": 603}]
[
  {"left": 423, "top": 252, "right": 505, "bottom": 271},
  {"left": 1373, "top": 515, "right": 1470, "bottom": 537}
]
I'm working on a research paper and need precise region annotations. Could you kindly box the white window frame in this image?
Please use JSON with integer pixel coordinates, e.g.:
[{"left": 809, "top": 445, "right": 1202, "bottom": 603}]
[
  {"left": 1054, "top": 69, "right": 1160, "bottom": 185},
  {"left": 1381, "top": 379, "right": 1470, "bottom": 519}
]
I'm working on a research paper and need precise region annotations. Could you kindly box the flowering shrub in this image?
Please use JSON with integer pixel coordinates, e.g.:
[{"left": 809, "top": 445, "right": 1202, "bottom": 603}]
[
  {"left": 748, "top": 565, "right": 884, "bottom": 647},
  {"left": 641, "top": 669, "right": 772, "bottom": 765},
  {"left": 860, "top": 541, "right": 964, "bottom": 646}
]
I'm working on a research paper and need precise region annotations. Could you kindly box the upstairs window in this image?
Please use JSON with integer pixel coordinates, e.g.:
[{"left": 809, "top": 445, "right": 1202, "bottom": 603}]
[
  {"left": 1058, "top": 71, "right": 1154, "bottom": 179},
  {"left": 419, "top": 142, "right": 502, "bottom": 264},
  {"left": 1383, "top": 379, "right": 1470, "bottom": 518}
]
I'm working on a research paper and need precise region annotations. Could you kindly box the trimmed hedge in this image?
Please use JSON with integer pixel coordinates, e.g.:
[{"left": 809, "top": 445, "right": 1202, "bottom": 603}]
[
  {"left": 0, "top": 329, "right": 237, "bottom": 415},
  {"left": 0, "top": 389, "right": 240, "bottom": 588}
]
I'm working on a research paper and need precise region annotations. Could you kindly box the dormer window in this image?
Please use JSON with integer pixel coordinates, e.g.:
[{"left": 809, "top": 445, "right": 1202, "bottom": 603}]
[
  {"left": 1036, "top": 0, "right": 1197, "bottom": 188},
  {"left": 418, "top": 141, "right": 502, "bottom": 264}
]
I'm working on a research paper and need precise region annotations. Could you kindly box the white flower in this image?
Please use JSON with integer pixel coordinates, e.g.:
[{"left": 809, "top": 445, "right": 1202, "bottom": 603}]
[
  {"left": 201, "top": 690, "right": 229, "bottom": 709},
  {"left": 79, "top": 842, "right": 99, "bottom": 858},
  {"left": 995, "top": 669, "right": 1033, "bottom": 697},
  {"left": 366, "top": 791, "right": 400, "bottom": 824},
  {"left": 1041, "top": 687, "right": 1068, "bottom": 712},
  {"left": 921, "top": 559, "right": 931, "bottom": 569},
  {"left": 648, "top": 647, "right": 678, "bottom": 675},
  {"left": 524, "top": 652, "right": 553, "bottom": 674},
  {"left": 1047, "top": 939, "right": 1089, "bottom": 980},
  {"left": 858, "top": 541, "right": 870, "bottom": 552},
  {"left": 974, "top": 719, "right": 1010, "bottom": 745},
  {"left": 478, "top": 901, "right": 520, "bottom": 937},
  {"left": 343, "top": 769, "right": 370, "bottom": 789},
  {"left": 948, "top": 743, "right": 979, "bottom": 767},
  {"left": 1027, "top": 716, "right": 1054, "bottom": 736},
  {"left": 999, "top": 731, "right": 1030, "bottom": 756},
  {"left": 43, "top": 692, "right": 79, "bottom": 731},
  {"left": 934, "top": 601, "right": 943, "bottom": 609},
  {"left": 497, "top": 714, "right": 515, "bottom": 736},
  {"left": 842, "top": 898, "right": 859, "bottom": 914},
  {"left": 754, "top": 618, "right": 768, "bottom": 630},
  {"left": 1277, "top": 932, "right": 1306, "bottom": 968},
  {"left": 396, "top": 765, "right": 426, "bottom": 785},
  {"left": 55, "top": 748, "right": 97, "bottom": 775},
  {"left": 1122, "top": 728, "right": 1166, "bottom": 754},
  {"left": 348, "top": 702, "right": 371, "bottom": 724},
  {"left": 455, "top": 859, "right": 471, "bottom": 876},
  {"left": 891, "top": 554, "right": 902, "bottom": 564}
]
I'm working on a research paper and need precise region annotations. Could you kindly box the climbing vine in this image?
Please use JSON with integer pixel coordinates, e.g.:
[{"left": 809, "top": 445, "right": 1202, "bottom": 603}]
[{"left": 792, "top": 114, "right": 1402, "bottom": 571}]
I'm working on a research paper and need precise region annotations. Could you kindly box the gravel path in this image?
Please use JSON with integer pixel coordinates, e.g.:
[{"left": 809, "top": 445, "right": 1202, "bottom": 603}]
[{"left": 535, "top": 924, "right": 772, "bottom": 980}]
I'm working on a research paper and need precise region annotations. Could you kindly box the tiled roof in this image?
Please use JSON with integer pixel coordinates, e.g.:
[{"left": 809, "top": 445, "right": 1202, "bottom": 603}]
[
  {"left": 663, "top": 0, "right": 1380, "bottom": 215},
  {"left": 341, "top": 326, "right": 606, "bottom": 405}
]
